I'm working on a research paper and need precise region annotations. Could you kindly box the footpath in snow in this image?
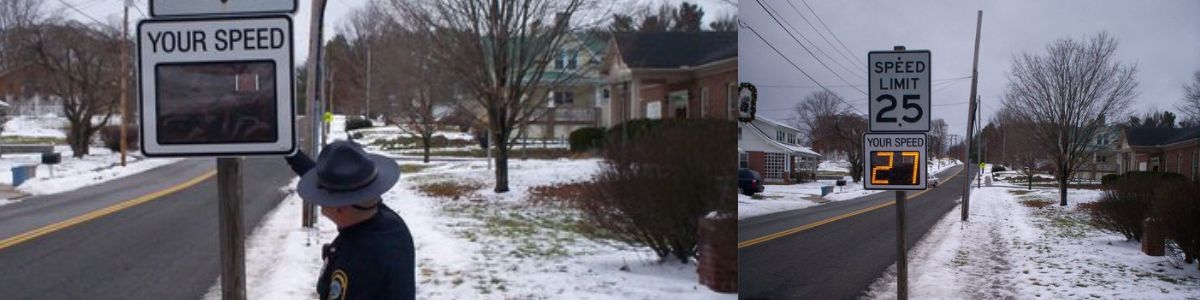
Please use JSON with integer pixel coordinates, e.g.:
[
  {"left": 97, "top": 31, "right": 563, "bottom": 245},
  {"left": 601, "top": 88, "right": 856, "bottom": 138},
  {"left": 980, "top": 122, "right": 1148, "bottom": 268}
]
[
  {"left": 209, "top": 158, "right": 735, "bottom": 299},
  {"left": 863, "top": 166, "right": 1200, "bottom": 299}
]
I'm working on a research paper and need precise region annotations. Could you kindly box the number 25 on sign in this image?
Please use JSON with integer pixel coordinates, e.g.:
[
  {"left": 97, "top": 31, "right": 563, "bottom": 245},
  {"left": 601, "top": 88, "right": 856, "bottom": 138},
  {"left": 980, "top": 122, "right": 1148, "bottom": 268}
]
[{"left": 868, "top": 50, "right": 930, "bottom": 132}]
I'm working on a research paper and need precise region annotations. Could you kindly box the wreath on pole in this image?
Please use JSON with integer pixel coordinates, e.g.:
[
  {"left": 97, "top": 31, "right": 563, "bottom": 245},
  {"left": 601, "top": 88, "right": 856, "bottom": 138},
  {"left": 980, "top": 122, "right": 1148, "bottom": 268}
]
[{"left": 737, "top": 82, "right": 757, "bottom": 123}]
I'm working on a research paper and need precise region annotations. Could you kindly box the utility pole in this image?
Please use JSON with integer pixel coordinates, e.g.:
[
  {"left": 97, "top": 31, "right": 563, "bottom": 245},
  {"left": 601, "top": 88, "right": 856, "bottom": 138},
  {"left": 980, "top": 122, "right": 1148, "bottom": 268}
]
[
  {"left": 303, "top": 0, "right": 329, "bottom": 228},
  {"left": 118, "top": 0, "right": 131, "bottom": 167},
  {"left": 962, "top": 10, "right": 982, "bottom": 221},
  {"left": 365, "top": 38, "right": 372, "bottom": 120}
]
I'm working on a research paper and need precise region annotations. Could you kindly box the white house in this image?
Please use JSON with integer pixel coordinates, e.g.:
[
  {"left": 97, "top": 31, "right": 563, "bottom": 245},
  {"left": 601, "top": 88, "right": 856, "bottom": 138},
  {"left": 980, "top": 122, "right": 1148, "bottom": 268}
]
[{"left": 738, "top": 116, "right": 821, "bottom": 183}]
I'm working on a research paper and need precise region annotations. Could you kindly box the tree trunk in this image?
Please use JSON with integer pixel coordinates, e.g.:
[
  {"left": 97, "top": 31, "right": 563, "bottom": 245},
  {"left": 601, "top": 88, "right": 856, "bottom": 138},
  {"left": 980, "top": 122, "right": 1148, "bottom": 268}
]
[
  {"left": 421, "top": 134, "right": 431, "bottom": 163},
  {"left": 493, "top": 136, "right": 510, "bottom": 193},
  {"left": 1027, "top": 172, "right": 1033, "bottom": 190},
  {"left": 1058, "top": 176, "right": 1069, "bottom": 206}
]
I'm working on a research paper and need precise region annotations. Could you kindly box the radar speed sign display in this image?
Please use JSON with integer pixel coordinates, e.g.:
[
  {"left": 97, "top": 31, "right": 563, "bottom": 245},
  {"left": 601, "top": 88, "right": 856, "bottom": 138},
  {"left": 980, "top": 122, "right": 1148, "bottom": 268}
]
[
  {"left": 868, "top": 50, "right": 930, "bottom": 132},
  {"left": 138, "top": 16, "right": 295, "bottom": 157},
  {"left": 863, "top": 133, "right": 927, "bottom": 190}
]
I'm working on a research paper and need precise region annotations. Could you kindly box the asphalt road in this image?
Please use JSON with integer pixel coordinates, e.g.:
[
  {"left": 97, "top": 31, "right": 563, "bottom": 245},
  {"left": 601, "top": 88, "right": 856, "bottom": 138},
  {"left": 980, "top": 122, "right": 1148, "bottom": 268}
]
[
  {"left": 738, "top": 164, "right": 975, "bottom": 300},
  {"left": 0, "top": 157, "right": 295, "bottom": 300}
]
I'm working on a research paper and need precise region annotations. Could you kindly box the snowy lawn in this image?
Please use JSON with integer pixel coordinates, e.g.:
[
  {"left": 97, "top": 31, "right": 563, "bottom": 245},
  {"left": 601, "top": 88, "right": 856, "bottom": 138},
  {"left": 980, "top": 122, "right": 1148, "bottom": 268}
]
[
  {"left": 2, "top": 115, "right": 67, "bottom": 139},
  {"left": 217, "top": 158, "right": 735, "bottom": 299},
  {"left": 863, "top": 176, "right": 1200, "bottom": 299},
  {"left": 3, "top": 146, "right": 180, "bottom": 196},
  {"left": 738, "top": 161, "right": 961, "bottom": 220}
]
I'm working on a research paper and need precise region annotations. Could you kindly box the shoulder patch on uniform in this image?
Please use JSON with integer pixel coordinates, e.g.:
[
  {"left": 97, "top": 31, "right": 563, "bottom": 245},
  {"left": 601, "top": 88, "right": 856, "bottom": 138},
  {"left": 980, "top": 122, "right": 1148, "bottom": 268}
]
[{"left": 329, "top": 269, "right": 348, "bottom": 300}]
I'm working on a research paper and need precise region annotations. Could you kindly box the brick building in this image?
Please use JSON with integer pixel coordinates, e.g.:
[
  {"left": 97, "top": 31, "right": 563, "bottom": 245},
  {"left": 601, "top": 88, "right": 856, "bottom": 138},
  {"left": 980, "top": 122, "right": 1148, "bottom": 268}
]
[
  {"left": 601, "top": 32, "right": 738, "bottom": 125},
  {"left": 1118, "top": 127, "right": 1200, "bottom": 181}
]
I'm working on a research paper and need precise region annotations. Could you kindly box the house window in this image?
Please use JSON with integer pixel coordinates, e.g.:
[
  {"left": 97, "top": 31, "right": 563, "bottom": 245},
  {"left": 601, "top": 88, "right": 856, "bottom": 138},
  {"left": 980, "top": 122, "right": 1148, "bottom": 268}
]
[
  {"left": 700, "top": 87, "right": 710, "bottom": 118},
  {"left": 1192, "top": 150, "right": 1198, "bottom": 180},
  {"left": 739, "top": 152, "right": 749, "bottom": 169},
  {"left": 727, "top": 83, "right": 737, "bottom": 119},
  {"left": 765, "top": 152, "right": 785, "bottom": 179},
  {"left": 555, "top": 50, "right": 577, "bottom": 70},
  {"left": 1095, "top": 155, "right": 1106, "bottom": 163},
  {"left": 669, "top": 90, "right": 688, "bottom": 119},
  {"left": 776, "top": 130, "right": 785, "bottom": 142},
  {"left": 551, "top": 91, "right": 574, "bottom": 106},
  {"left": 787, "top": 133, "right": 796, "bottom": 145}
]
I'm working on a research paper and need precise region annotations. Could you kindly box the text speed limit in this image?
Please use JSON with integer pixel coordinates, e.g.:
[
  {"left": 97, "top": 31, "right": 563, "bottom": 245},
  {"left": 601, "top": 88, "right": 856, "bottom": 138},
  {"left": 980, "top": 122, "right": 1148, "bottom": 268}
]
[{"left": 869, "top": 50, "right": 930, "bottom": 132}]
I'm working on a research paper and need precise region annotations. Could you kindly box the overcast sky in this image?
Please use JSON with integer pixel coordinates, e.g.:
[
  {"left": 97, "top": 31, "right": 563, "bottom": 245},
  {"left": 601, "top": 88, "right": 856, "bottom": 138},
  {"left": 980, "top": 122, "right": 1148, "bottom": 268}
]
[
  {"left": 740, "top": 0, "right": 1200, "bottom": 138},
  {"left": 69, "top": 0, "right": 735, "bottom": 63}
]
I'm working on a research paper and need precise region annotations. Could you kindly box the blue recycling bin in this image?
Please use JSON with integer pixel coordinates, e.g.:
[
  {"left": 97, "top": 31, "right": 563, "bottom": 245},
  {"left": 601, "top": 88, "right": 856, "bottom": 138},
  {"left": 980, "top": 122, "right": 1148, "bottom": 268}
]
[
  {"left": 12, "top": 164, "right": 37, "bottom": 186},
  {"left": 820, "top": 185, "right": 834, "bottom": 197}
]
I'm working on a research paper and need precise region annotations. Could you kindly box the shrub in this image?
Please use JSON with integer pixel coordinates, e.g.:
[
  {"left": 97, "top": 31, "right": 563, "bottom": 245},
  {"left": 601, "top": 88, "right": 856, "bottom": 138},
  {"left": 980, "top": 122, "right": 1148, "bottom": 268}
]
[
  {"left": 1084, "top": 172, "right": 1186, "bottom": 241},
  {"left": 606, "top": 119, "right": 663, "bottom": 142},
  {"left": 1101, "top": 171, "right": 1188, "bottom": 188},
  {"left": 99, "top": 125, "right": 139, "bottom": 152},
  {"left": 567, "top": 127, "right": 605, "bottom": 153},
  {"left": 345, "top": 117, "right": 374, "bottom": 131},
  {"left": 578, "top": 119, "right": 735, "bottom": 262},
  {"left": 1154, "top": 181, "right": 1200, "bottom": 268}
]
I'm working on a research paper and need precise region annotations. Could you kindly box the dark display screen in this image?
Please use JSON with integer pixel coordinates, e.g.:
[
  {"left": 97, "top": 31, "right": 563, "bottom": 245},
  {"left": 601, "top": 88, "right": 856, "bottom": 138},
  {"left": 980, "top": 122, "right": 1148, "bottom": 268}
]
[
  {"left": 155, "top": 61, "right": 277, "bottom": 145},
  {"left": 869, "top": 151, "right": 920, "bottom": 185}
]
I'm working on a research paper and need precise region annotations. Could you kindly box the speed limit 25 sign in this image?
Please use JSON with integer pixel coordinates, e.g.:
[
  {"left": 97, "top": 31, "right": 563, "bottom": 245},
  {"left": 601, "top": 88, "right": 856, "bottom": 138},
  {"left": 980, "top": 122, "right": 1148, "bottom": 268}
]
[{"left": 868, "top": 50, "right": 930, "bottom": 132}]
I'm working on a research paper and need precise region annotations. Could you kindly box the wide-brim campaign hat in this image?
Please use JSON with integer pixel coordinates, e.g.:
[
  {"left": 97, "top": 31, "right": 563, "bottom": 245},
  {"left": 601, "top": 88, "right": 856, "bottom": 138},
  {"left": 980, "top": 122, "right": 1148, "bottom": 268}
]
[{"left": 298, "top": 141, "right": 400, "bottom": 207}]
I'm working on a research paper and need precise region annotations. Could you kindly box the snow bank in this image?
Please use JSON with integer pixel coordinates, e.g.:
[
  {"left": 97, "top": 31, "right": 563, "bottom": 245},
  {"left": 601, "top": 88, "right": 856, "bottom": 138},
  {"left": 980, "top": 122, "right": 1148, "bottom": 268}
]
[
  {"left": 3, "top": 146, "right": 179, "bottom": 196},
  {"left": 863, "top": 179, "right": 1200, "bottom": 299},
  {"left": 221, "top": 158, "right": 735, "bottom": 299},
  {"left": 2, "top": 115, "right": 66, "bottom": 138}
]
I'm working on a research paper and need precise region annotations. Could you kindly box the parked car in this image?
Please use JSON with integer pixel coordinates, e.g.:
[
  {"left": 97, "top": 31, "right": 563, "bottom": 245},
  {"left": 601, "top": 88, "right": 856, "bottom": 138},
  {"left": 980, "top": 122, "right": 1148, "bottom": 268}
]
[
  {"left": 929, "top": 175, "right": 941, "bottom": 187},
  {"left": 739, "top": 168, "right": 765, "bottom": 196}
]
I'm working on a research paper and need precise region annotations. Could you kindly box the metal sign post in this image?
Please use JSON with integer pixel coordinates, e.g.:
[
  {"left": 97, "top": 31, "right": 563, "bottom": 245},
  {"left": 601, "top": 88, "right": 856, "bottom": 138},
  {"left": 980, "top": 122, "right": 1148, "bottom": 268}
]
[
  {"left": 138, "top": 2, "right": 300, "bottom": 299},
  {"left": 866, "top": 45, "right": 932, "bottom": 300}
]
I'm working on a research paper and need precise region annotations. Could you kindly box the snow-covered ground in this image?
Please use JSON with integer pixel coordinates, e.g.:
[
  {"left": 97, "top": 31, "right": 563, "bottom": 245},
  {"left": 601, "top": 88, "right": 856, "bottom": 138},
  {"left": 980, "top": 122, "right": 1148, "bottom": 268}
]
[
  {"left": 10, "top": 147, "right": 180, "bottom": 196},
  {"left": 739, "top": 160, "right": 961, "bottom": 220},
  {"left": 2, "top": 115, "right": 67, "bottom": 138},
  {"left": 0, "top": 115, "right": 179, "bottom": 203},
  {"left": 863, "top": 165, "right": 1200, "bottom": 299},
  {"left": 212, "top": 158, "right": 735, "bottom": 299}
]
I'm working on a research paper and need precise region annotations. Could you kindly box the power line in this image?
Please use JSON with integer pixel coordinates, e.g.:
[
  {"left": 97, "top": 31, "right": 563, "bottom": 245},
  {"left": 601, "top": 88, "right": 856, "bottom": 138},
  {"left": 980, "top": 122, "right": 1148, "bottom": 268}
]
[
  {"left": 800, "top": 0, "right": 867, "bottom": 67},
  {"left": 755, "top": 0, "right": 869, "bottom": 96},
  {"left": 783, "top": 0, "right": 862, "bottom": 74},
  {"left": 768, "top": 0, "right": 866, "bottom": 82},
  {"left": 757, "top": 75, "right": 973, "bottom": 89},
  {"left": 54, "top": 0, "right": 107, "bottom": 26},
  {"left": 740, "top": 20, "right": 866, "bottom": 114}
]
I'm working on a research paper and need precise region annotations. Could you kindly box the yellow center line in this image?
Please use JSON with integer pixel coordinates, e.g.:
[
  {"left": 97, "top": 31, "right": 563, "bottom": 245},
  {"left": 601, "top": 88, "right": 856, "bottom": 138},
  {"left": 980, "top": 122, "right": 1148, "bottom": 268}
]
[
  {"left": 0, "top": 169, "right": 217, "bottom": 251},
  {"left": 739, "top": 167, "right": 965, "bottom": 249}
]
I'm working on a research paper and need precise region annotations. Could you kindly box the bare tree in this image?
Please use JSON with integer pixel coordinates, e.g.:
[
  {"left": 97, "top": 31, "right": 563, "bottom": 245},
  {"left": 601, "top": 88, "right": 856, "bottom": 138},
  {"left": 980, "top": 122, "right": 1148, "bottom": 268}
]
[
  {"left": 1001, "top": 32, "right": 1137, "bottom": 205},
  {"left": 24, "top": 21, "right": 123, "bottom": 157},
  {"left": 392, "top": 0, "right": 591, "bottom": 193},
  {"left": 928, "top": 118, "right": 948, "bottom": 163},
  {"left": 791, "top": 90, "right": 848, "bottom": 147},
  {"left": 1178, "top": 70, "right": 1200, "bottom": 127},
  {"left": 994, "top": 105, "right": 1044, "bottom": 190},
  {"left": 709, "top": 13, "right": 737, "bottom": 32},
  {"left": 824, "top": 113, "right": 868, "bottom": 182}
]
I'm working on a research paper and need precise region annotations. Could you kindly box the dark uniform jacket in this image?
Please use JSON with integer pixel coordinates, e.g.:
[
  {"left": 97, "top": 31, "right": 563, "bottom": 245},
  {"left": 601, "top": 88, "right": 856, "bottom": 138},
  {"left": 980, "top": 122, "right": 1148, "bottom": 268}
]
[{"left": 287, "top": 151, "right": 417, "bottom": 300}]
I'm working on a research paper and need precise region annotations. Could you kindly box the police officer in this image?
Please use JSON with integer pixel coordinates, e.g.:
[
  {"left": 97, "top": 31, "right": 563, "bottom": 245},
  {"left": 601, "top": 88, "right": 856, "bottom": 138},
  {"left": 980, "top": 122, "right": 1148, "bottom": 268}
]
[{"left": 287, "top": 141, "right": 415, "bottom": 300}]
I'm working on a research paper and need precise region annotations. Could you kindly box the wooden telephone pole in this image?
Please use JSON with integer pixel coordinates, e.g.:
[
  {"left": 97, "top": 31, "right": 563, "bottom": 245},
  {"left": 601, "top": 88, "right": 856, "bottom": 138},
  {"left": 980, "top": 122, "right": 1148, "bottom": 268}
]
[
  {"left": 119, "top": 0, "right": 131, "bottom": 167},
  {"left": 962, "top": 10, "right": 983, "bottom": 221}
]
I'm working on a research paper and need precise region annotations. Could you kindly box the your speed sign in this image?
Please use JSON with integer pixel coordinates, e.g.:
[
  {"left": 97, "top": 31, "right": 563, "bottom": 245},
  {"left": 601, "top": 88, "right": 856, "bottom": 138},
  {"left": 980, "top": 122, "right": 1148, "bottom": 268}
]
[{"left": 868, "top": 50, "right": 930, "bottom": 132}]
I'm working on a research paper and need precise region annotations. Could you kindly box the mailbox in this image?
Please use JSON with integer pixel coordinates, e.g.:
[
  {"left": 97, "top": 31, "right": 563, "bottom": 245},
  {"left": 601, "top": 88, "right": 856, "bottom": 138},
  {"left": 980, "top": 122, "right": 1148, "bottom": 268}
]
[{"left": 42, "top": 152, "right": 61, "bottom": 165}]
